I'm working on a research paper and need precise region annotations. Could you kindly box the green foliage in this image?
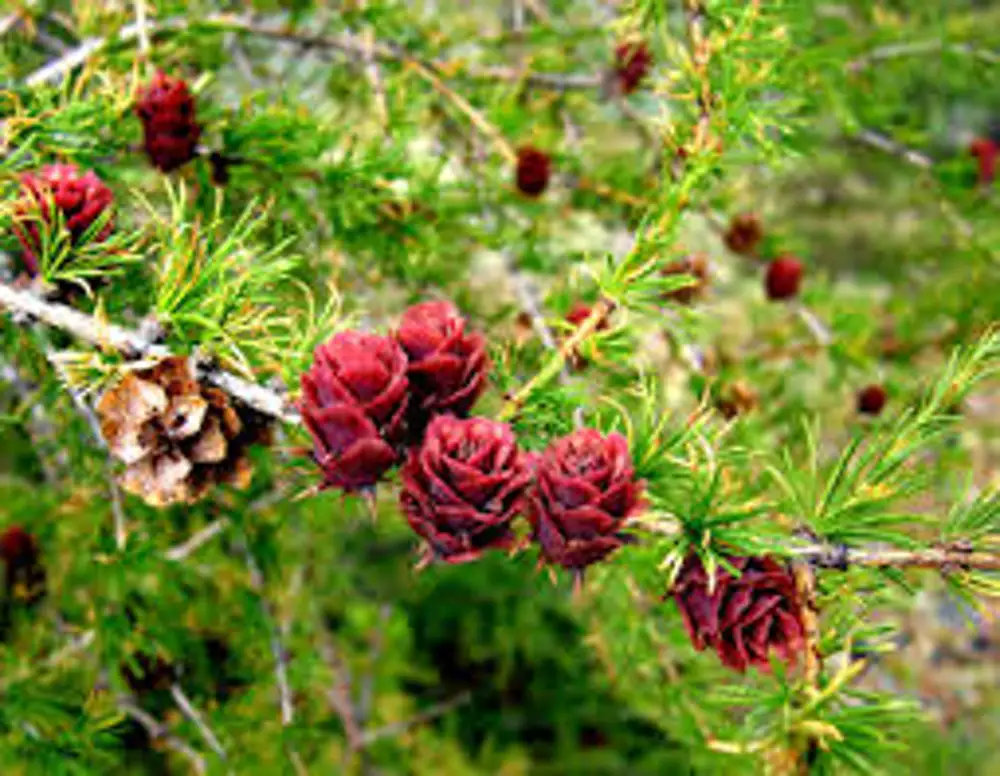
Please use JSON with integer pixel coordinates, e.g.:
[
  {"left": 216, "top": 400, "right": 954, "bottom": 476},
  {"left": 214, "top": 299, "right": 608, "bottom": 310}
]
[{"left": 1, "top": 0, "right": 999, "bottom": 774}]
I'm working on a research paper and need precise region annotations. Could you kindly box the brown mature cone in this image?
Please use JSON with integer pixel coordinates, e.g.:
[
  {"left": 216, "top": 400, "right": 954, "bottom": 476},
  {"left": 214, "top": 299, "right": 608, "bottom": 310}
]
[
  {"left": 662, "top": 253, "right": 710, "bottom": 304},
  {"left": 515, "top": 146, "right": 552, "bottom": 197},
  {"left": 715, "top": 380, "right": 758, "bottom": 419},
  {"left": 723, "top": 212, "right": 763, "bottom": 256},
  {"left": 97, "top": 357, "right": 271, "bottom": 507},
  {"left": 670, "top": 554, "right": 806, "bottom": 673}
]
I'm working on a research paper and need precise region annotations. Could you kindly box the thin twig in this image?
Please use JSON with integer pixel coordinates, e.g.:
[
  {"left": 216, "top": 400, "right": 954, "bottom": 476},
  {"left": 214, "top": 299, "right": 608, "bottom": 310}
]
[
  {"left": 462, "top": 65, "right": 601, "bottom": 91},
  {"left": 119, "top": 698, "right": 207, "bottom": 775},
  {"left": 0, "top": 281, "right": 301, "bottom": 424},
  {"left": 683, "top": 0, "right": 713, "bottom": 149},
  {"left": 407, "top": 59, "right": 517, "bottom": 164},
  {"left": 33, "top": 28, "right": 72, "bottom": 56},
  {"left": 62, "top": 382, "right": 128, "bottom": 550},
  {"left": 358, "top": 691, "right": 472, "bottom": 746},
  {"left": 848, "top": 40, "right": 1000, "bottom": 72},
  {"left": 236, "top": 535, "right": 296, "bottom": 727},
  {"left": 498, "top": 298, "right": 615, "bottom": 420},
  {"left": 170, "top": 683, "right": 228, "bottom": 761},
  {"left": 133, "top": 0, "right": 150, "bottom": 57},
  {"left": 851, "top": 128, "right": 933, "bottom": 169},
  {"left": 796, "top": 304, "right": 832, "bottom": 347},
  {"left": 318, "top": 633, "right": 363, "bottom": 751},
  {"left": 792, "top": 563, "right": 822, "bottom": 687},
  {"left": 0, "top": 629, "right": 96, "bottom": 693},
  {"left": 792, "top": 542, "right": 1000, "bottom": 572},
  {"left": 507, "top": 257, "right": 560, "bottom": 353},
  {"left": 24, "top": 13, "right": 599, "bottom": 93},
  {"left": 164, "top": 518, "right": 231, "bottom": 562},
  {"left": 356, "top": 603, "right": 391, "bottom": 734}
]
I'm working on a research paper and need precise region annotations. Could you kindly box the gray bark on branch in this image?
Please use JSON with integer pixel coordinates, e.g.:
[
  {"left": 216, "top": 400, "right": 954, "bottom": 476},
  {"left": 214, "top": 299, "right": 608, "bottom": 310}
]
[
  {"left": 0, "top": 281, "right": 301, "bottom": 425},
  {"left": 792, "top": 542, "right": 1000, "bottom": 572},
  {"left": 25, "top": 12, "right": 602, "bottom": 92}
]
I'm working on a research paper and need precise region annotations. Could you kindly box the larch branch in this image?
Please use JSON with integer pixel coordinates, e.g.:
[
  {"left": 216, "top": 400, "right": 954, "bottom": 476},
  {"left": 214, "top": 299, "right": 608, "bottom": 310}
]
[{"left": 0, "top": 280, "right": 301, "bottom": 425}]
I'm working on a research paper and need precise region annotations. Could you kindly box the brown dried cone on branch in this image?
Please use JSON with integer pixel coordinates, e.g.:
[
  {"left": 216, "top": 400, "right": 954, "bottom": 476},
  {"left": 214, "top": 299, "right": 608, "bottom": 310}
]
[
  {"left": 715, "top": 380, "right": 759, "bottom": 420},
  {"left": 662, "top": 253, "right": 710, "bottom": 305},
  {"left": 670, "top": 554, "right": 806, "bottom": 673},
  {"left": 401, "top": 415, "right": 530, "bottom": 565},
  {"left": 97, "top": 357, "right": 272, "bottom": 507},
  {"left": 723, "top": 212, "right": 763, "bottom": 256},
  {"left": 528, "top": 429, "right": 644, "bottom": 578}
]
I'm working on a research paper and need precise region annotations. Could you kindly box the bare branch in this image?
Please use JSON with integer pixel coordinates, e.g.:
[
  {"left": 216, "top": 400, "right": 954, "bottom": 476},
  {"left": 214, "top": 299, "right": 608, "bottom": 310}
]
[
  {"left": 58, "top": 380, "right": 129, "bottom": 550},
  {"left": 318, "top": 633, "right": 363, "bottom": 751},
  {"left": 0, "top": 281, "right": 301, "bottom": 424},
  {"left": 359, "top": 691, "right": 472, "bottom": 746},
  {"left": 848, "top": 40, "right": 1000, "bottom": 72},
  {"left": 170, "top": 683, "right": 228, "bottom": 762},
  {"left": 119, "top": 698, "right": 207, "bottom": 775},
  {"left": 792, "top": 563, "right": 822, "bottom": 688},
  {"left": 25, "top": 12, "right": 600, "bottom": 93},
  {"left": 235, "top": 535, "right": 296, "bottom": 727},
  {"left": 164, "top": 518, "right": 231, "bottom": 562},
  {"left": 851, "top": 128, "right": 933, "bottom": 169},
  {"left": 792, "top": 542, "right": 1000, "bottom": 572},
  {"left": 0, "top": 281, "right": 166, "bottom": 356},
  {"left": 356, "top": 603, "right": 391, "bottom": 733},
  {"left": 133, "top": 0, "right": 151, "bottom": 57},
  {"left": 499, "top": 298, "right": 615, "bottom": 420}
]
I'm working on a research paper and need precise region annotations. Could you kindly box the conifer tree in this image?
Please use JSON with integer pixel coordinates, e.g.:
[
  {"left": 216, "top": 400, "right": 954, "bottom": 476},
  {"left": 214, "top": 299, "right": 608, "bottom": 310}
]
[{"left": 1, "top": 1, "right": 999, "bottom": 774}]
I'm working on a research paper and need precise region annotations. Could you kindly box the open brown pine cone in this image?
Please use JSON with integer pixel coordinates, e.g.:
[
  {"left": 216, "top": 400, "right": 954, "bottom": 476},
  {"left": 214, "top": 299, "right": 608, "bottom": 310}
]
[{"left": 97, "top": 357, "right": 272, "bottom": 507}]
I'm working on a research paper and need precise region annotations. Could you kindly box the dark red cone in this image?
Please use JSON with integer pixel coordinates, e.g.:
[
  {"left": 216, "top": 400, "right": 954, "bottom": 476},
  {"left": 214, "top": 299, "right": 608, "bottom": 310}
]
[
  {"left": 401, "top": 415, "right": 530, "bottom": 564},
  {"left": 528, "top": 429, "right": 644, "bottom": 570},
  {"left": 614, "top": 41, "right": 653, "bottom": 95},
  {"left": 300, "top": 331, "right": 409, "bottom": 492},
  {"left": 764, "top": 256, "right": 803, "bottom": 301},
  {"left": 857, "top": 384, "right": 888, "bottom": 416},
  {"left": 0, "top": 525, "right": 46, "bottom": 605},
  {"left": 671, "top": 553, "right": 805, "bottom": 673},
  {"left": 969, "top": 137, "right": 998, "bottom": 186},
  {"left": 395, "top": 301, "right": 489, "bottom": 440},
  {"left": 135, "top": 71, "right": 202, "bottom": 172},
  {"left": 515, "top": 146, "right": 552, "bottom": 197},
  {"left": 12, "top": 164, "right": 113, "bottom": 277}
]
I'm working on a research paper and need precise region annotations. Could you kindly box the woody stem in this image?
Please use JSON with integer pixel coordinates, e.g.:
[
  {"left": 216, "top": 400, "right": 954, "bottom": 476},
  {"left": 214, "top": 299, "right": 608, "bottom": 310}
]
[
  {"left": 791, "top": 542, "right": 1000, "bottom": 571},
  {"left": 0, "top": 280, "right": 300, "bottom": 424},
  {"left": 497, "top": 298, "right": 615, "bottom": 421}
]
